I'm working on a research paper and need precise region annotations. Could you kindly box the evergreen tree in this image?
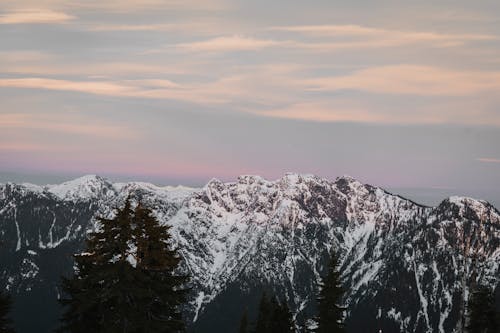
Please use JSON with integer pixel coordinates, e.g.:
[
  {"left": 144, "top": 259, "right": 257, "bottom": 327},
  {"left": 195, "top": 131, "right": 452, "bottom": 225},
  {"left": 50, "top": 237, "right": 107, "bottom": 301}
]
[
  {"left": 239, "top": 308, "right": 248, "bottom": 333},
  {"left": 269, "top": 297, "right": 293, "bottom": 333},
  {"left": 132, "top": 204, "right": 188, "bottom": 332},
  {"left": 467, "top": 285, "right": 498, "bottom": 333},
  {"left": 254, "top": 292, "right": 293, "bottom": 333},
  {"left": 59, "top": 198, "right": 136, "bottom": 332},
  {"left": 316, "top": 251, "right": 345, "bottom": 333},
  {"left": 254, "top": 292, "right": 271, "bottom": 333},
  {"left": 0, "top": 291, "right": 14, "bottom": 333},
  {"left": 59, "top": 198, "right": 188, "bottom": 332}
]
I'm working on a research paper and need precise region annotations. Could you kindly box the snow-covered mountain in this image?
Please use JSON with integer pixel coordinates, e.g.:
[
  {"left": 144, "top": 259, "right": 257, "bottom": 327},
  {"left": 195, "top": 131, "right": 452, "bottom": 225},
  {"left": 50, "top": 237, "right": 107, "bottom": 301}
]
[{"left": 0, "top": 174, "right": 499, "bottom": 332}]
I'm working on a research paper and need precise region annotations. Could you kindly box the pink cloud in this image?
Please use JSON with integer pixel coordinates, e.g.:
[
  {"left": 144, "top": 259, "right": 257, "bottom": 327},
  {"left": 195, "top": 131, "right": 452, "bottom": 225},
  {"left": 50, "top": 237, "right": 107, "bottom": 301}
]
[{"left": 477, "top": 158, "right": 500, "bottom": 163}]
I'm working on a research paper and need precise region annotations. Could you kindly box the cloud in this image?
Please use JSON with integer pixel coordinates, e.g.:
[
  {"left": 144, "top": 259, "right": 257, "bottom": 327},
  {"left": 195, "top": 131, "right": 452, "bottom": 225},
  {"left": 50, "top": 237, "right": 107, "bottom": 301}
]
[
  {"left": 0, "top": 10, "right": 75, "bottom": 24},
  {"left": 89, "top": 23, "right": 181, "bottom": 32},
  {"left": 0, "top": 77, "right": 227, "bottom": 104},
  {"left": 0, "top": 113, "right": 138, "bottom": 139},
  {"left": 0, "top": 51, "right": 201, "bottom": 76},
  {"left": 175, "top": 35, "right": 287, "bottom": 52},
  {"left": 477, "top": 158, "right": 500, "bottom": 164},
  {"left": 303, "top": 65, "right": 500, "bottom": 96},
  {"left": 253, "top": 103, "right": 386, "bottom": 123},
  {"left": 0, "top": 77, "right": 137, "bottom": 95},
  {"left": 252, "top": 102, "right": 475, "bottom": 125},
  {"left": 271, "top": 24, "right": 497, "bottom": 47},
  {"left": 169, "top": 27, "right": 497, "bottom": 54},
  {"left": 86, "top": 20, "right": 224, "bottom": 35},
  {"left": 0, "top": 0, "right": 229, "bottom": 13},
  {"left": 73, "top": 0, "right": 229, "bottom": 12}
]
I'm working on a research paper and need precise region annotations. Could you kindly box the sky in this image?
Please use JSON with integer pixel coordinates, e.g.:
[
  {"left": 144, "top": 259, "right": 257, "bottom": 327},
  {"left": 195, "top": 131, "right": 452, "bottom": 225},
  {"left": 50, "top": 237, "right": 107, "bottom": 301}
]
[{"left": 0, "top": 1, "right": 499, "bottom": 206}]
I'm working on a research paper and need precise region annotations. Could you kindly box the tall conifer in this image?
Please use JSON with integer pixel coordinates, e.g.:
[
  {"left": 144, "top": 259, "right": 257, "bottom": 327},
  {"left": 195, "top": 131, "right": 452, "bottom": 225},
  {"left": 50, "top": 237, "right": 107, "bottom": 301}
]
[
  {"left": 254, "top": 292, "right": 271, "bottom": 333},
  {"left": 132, "top": 204, "right": 188, "bottom": 332},
  {"left": 254, "top": 292, "right": 294, "bottom": 333},
  {"left": 59, "top": 198, "right": 188, "bottom": 332},
  {"left": 0, "top": 291, "right": 14, "bottom": 333},
  {"left": 59, "top": 198, "right": 136, "bottom": 332},
  {"left": 269, "top": 297, "right": 293, "bottom": 333},
  {"left": 467, "top": 285, "right": 498, "bottom": 333},
  {"left": 316, "top": 251, "right": 345, "bottom": 333},
  {"left": 239, "top": 308, "right": 248, "bottom": 333}
]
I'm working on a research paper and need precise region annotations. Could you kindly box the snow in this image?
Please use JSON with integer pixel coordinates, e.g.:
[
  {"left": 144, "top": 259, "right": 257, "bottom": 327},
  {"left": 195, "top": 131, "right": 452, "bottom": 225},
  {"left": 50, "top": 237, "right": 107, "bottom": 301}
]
[
  {"left": 1, "top": 173, "right": 499, "bottom": 332},
  {"left": 20, "top": 183, "right": 44, "bottom": 193},
  {"left": 47, "top": 175, "right": 111, "bottom": 201},
  {"left": 14, "top": 207, "right": 21, "bottom": 251},
  {"left": 192, "top": 291, "right": 205, "bottom": 322},
  {"left": 413, "top": 256, "right": 431, "bottom": 332},
  {"left": 20, "top": 258, "right": 39, "bottom": 279}
]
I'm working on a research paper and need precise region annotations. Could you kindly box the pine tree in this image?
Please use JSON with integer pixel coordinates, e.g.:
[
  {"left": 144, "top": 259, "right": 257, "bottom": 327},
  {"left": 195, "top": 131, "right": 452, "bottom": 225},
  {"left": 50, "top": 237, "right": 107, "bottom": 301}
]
[
  {"left": 239, "top": 308, "right": 248, "bottom": 333},
  {"left": 59, "top": 198, "right": 136, "bottom": 332},
  {"left": 132, "top": 204, "right": 189, "bottom": 332},
  {"left": 0, "top": 291, "right": 14, "bottom": 333},
  {"left": 254, "top": 292, "right": 294, "bottom": 333},
  {"left": 254, "top": 291, "right": 271, "bottom": 333},
  {"left": 269, "top": 297, "right": 293, "bottom": 333},
  {"left": 316, "top": 251, "right": 345, "bottom": 333},
  {"left": 467, "top": 285, "right": 498, "bottom": 333},
  {"left": 59, "top": 198, "right": 188, "bottom": 332}
]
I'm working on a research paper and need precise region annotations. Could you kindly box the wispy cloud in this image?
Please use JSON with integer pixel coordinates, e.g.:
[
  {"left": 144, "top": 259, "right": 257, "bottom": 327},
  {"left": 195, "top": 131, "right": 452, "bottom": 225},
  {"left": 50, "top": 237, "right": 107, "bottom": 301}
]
[
  {"left": 175, "top": 35, "right": 286, "bottom": 52},
  {"left": 477, "top": 158, "right": 500, "bottom": 164},
  {"left": 170, "top": 28, "right": 498, "bottom": 54},
  {"left": 252, "top": 101, "right": 500, "bottom": 126},
  {"left": 0, "top": 77, "right": 227, "bottom": 104},
  {"left": 89, "top": 23, "right": 183, "bottom": 32},
  {"left": 0, "top": 51, "right": 201, "bottom": 76},
  {"left": 0, "top": 0, "right": 229, "bottom": 13},
  {"left": 303, "top": 65, "right": 500, "bottom": 96},
  {"left": 87, "top": 20, "right": 225, "bottom": 35},
  {"left": 0, "top": 10, "right": 75, "bottom": 24},
  {"left": 271, "top": 24, "right": 497, "bottom": 47},
  {"left": 71, "top": 0, "right": 229, "bottom": 12},
  {"left": 0, "top": 113, "right": 138, "bottom": 139},
  {"left": 253, "top": 103, "right": 386, "bottom": 123}
]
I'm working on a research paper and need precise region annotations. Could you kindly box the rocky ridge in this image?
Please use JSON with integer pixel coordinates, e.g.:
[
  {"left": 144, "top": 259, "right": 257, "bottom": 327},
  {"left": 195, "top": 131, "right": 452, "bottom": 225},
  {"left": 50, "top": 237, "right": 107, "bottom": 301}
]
[{"left": 0, "top": 174, "right": 499, "bottom": 332}]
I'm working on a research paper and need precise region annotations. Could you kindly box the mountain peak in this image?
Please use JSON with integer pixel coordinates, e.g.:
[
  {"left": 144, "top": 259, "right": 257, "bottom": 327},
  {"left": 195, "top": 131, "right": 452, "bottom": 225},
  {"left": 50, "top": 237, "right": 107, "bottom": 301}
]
[{"left": 47, "top": 174, "right": 114, "bottom": 201}]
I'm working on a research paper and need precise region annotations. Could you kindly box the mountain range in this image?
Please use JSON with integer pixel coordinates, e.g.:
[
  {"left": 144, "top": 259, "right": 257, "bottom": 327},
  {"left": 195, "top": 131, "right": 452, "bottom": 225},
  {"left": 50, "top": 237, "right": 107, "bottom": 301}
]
[{"left": 0, "top": 174, "right": 499, "bottom": 332}]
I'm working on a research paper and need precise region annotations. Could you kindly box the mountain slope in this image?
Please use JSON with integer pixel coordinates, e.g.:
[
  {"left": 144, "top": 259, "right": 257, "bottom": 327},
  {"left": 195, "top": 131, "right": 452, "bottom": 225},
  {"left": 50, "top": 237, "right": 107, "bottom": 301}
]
[{"left": 0, "top": 174, "right": 499, "bottom": 332}]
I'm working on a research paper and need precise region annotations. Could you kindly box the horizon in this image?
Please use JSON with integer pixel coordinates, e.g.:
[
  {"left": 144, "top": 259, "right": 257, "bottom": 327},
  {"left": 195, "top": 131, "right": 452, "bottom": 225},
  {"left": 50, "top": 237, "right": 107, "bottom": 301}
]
[{"left": 2, "top": 170, "right": 499, "bottom": 209}]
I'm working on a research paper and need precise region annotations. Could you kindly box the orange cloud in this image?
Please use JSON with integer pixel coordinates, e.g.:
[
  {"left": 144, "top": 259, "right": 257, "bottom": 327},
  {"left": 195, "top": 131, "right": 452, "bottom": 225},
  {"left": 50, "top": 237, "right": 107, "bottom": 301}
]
[
  {"left": 252, "top": 101, "right": 500, "bottom": 126},
  {"left": 0, "top": 0, "right": 229, "bottom": 13},
  {"left": 175, "top": 35, "right": 286, "bottom": 52},
  {"left": 271, "top": 24, "right": 497, "bottom": 47},
  {"left": 0, "top": 10, "right": 75, "bottom": 24},
  {"left": 303, "top": 65, "right": 500, "bottom": 96},
  {"left": 0, "top": 76, "right": 265, "bottom": 104}
]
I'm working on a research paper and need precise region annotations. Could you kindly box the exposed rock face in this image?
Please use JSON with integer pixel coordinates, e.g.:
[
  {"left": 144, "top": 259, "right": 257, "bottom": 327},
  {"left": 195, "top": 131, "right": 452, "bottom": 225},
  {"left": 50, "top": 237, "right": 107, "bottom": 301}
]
[{"left": 0, "top": 174, "right": 499, "bottom": 332}]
